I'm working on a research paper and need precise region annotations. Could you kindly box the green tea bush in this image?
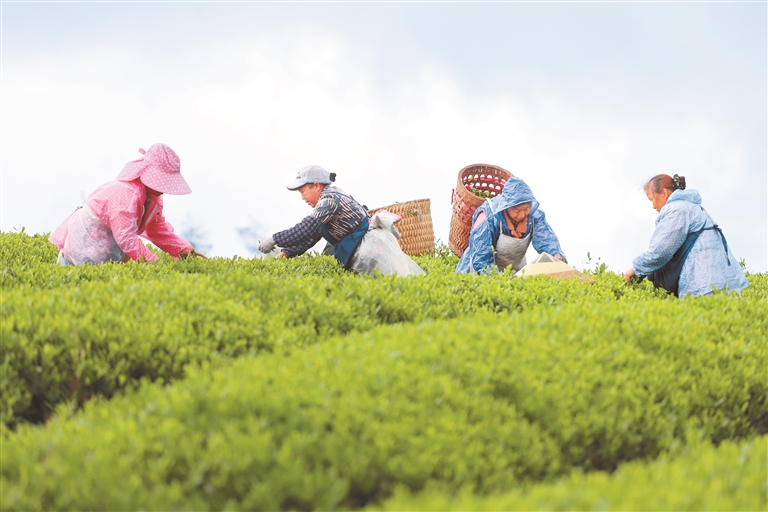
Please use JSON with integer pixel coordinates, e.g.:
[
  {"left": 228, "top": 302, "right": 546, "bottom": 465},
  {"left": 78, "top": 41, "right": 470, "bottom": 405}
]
[
  {"left": 742, "top": 270, "right": 768, "bottom": 299},
  {"left": 2, "top": 301, "right": 765, "bottom": 510},
  {"left": 0, "top": 231, "right": 349, "bottom": 290},
  {"left": 3, "top": 233, "right": 685, "bottom": 428},
  {"left": 2, "top": 231, "right": 766, "bottom": 510},
  {"left": 1, "top": 229, "right": 58, "bottom": 260},
  {"left": 374, "top": 435, "right": 767, "bottom": 511},
  {"left": 2, "top": 275, "right": 286, "bottom": 426}
]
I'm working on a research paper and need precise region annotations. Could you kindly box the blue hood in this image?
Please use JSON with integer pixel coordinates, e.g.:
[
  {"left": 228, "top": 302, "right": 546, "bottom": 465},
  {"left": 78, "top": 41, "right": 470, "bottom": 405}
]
[
  {"left": 484, "top": 177, "right": 540, "bottom": 217},
  {"left": 667, "top": 188, "right": 702, "bottom": 205}
]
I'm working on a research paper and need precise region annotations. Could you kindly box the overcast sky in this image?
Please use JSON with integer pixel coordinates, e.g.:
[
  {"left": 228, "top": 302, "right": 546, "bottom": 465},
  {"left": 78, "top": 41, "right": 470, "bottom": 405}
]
[{"left": 2, "top": 1, "right": 766, "bottom": 272}]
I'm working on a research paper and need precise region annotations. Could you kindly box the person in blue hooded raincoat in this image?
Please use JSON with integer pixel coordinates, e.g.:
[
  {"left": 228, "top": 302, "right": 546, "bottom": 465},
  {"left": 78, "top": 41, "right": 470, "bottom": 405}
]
[
  {"left": 456, "top": 177, "right": 566, "bottom": 274},
  {"left": 624, "top": 173, "right": 748, "bottom": 297}
]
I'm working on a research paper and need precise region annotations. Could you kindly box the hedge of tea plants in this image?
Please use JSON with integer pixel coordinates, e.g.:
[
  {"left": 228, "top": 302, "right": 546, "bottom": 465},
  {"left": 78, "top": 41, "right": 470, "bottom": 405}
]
[
  {"left": 374, "top": 435, "right": 767, "bottom": 511},
  {"left": 2, "top": 233, "right": 679, "bottom": 428},
  {"left": 1, "top": 231, "right": 766, "bottom": 510}
]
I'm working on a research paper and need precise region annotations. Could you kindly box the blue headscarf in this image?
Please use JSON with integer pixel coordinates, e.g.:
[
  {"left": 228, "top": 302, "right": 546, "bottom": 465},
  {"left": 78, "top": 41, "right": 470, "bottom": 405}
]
[{"left": 481, "top": 177, "right": 540, "bottom": 221}]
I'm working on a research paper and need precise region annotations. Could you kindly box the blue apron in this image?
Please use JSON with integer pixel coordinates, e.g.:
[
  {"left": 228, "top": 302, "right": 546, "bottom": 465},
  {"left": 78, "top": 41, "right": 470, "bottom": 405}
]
[
  {"left": 647, "top": 221, "right": 729, "bottom": 297},
  {"left": 321, "top": 216, "right": 369, "bottom": 269}
]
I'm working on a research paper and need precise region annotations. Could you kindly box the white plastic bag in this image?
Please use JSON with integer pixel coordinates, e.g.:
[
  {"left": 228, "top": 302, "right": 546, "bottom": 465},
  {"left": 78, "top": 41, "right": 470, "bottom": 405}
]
[
  {"left": 348, "top": 211, "right": 425, "bottom": 276},
  {"left": 62, "top": 206, "right": 125, "bottom": 265}
]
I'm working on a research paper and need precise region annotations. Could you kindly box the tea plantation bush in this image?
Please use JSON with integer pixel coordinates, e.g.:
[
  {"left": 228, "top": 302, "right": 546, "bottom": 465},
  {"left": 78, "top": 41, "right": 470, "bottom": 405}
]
[
  {"left": 1, "top": 231, "right": 766, "bottom": 510},
  {"left": 3, "top": 304, "right": 766, "bottom": 510},
  {"left": 374, "top": 435, "right": 767, "bottom": 511},
  {"left": 3, "top": 234, "right": 679, "bottom": 427}
]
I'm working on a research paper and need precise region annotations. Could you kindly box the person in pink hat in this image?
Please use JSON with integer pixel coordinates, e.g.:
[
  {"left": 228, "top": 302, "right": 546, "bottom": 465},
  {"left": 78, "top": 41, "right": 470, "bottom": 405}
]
[{"left": 49, "top": 143, "right": 206, "bottom": 265}]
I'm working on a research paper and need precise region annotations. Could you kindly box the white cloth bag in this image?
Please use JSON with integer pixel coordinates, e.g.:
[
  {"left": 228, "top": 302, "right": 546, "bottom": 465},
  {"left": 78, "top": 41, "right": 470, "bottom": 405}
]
[{"left": 348, "top": 211, "right": 425, "bottom": 276}]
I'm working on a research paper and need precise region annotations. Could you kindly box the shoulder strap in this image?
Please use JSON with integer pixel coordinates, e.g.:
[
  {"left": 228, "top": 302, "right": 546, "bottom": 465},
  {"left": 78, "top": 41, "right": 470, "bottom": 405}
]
[{"left": 694, "top": 206, "right": 730, "bottom": 266}]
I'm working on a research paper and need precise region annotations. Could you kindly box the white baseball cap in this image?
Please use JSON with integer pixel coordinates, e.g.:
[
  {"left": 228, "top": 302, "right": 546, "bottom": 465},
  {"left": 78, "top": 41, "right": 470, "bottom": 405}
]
[{"left": 286, "top": 164, "right": 333, "bottom": 191}]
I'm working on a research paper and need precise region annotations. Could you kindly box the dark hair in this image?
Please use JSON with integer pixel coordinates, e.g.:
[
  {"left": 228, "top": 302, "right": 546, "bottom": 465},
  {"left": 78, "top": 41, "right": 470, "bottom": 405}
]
[
  {"left": 329, "top": 172, "right": 336, "bottom": 182},
  {"left": 644, "top": 174, "right": 686, "bottom": 194}
]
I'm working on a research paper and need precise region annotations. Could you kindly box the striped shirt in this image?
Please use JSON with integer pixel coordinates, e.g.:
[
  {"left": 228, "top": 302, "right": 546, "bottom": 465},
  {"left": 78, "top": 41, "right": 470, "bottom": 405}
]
[{"left": 274, "top": 186, "right": 369, "bottom": 257}]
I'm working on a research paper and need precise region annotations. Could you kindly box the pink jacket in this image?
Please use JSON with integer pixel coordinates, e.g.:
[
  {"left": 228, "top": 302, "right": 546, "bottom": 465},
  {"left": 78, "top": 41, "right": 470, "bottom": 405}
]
[{"left": 50, "top": 178, "right": 192, "bottom": 263}]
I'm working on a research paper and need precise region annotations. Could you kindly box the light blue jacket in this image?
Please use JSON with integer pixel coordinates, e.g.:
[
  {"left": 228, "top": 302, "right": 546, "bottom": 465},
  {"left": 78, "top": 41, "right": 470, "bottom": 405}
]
[
  {"left": 456, "top": 178, "right": 565, "bottom": 274},
  {"left": 633, "top": 189, "right": 748, "bottom": 297}
]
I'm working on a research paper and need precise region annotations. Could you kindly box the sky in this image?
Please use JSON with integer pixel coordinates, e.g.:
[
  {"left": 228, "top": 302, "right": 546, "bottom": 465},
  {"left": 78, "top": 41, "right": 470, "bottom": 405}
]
[{"left": 2, "top": 1, "right": 766, "bottom": 273}]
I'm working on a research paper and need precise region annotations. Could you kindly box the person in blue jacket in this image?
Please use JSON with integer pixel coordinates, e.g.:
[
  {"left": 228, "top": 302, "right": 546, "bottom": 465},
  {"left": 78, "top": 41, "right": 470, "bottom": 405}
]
[
  {"left": 456, "top": 177, "right": 567, "bottom": 274},
  {"left": 624, "top": 173, "right": 748, "bottom": 297}
]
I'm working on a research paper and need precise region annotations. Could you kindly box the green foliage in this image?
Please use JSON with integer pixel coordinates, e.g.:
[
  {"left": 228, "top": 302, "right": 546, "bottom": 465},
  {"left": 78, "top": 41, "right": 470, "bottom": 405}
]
[
  {"left": 584, "top": 251, "right": 609, "bottom": 275},
  {"left": 3, "top": 233, "right": 689, "bottom": 428},
  {"left": 413, "top": 240, "right": 459, "bottom": 274},
  {"left": 374, "top": 435, "right": 768, "bottom": 511},
  {"left": 469, "top": 187, "right": 494, "bottom": 199},
  {"left": 742, "top": 270, "right": 768, "bottom": 299},
  {"left": 2, "top": 303, "right": 766, "bottom": 510},
  {"left": 0, "top": 231, "right": 59, "bottom": 285},
  {"left": 0, "top": 231, "right": 349, "bottom": 290},
  {"left": 1, "top": 231, "right": 766, "bottom": 510}
]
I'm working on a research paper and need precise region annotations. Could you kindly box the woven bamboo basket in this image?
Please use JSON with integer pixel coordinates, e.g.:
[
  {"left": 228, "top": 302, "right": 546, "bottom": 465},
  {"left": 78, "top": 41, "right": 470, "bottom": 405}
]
[
  {"left": 368, "top": 198, "right": 435, "bottom": 256},
  {"left": 449, "top": 163, "right": 514, "bottom": 257}
]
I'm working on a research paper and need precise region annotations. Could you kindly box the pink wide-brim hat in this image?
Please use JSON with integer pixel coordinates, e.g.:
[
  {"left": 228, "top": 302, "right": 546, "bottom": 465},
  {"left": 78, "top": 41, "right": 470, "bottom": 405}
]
[{"left": 116, "top": 143, "right": 192, "bottom": 195}]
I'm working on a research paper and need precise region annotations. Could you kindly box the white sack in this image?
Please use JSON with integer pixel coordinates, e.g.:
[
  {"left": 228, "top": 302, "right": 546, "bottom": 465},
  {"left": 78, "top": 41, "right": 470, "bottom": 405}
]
[{"left": 348, "top": 211, "right": 424, "bottom": 277}]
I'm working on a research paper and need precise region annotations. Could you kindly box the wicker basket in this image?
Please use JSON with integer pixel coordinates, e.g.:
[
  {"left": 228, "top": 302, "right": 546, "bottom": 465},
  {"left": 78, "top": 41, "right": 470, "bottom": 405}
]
[
  {"left": 449, "top": 164, "right": 513, "bottom": 257},
  {"left": 368, "top": 198, "right": 435, "bottom": 256}
]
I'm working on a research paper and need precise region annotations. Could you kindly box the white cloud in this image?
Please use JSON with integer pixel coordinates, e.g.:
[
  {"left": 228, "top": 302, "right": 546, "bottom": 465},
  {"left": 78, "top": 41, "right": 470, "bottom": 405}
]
[{"left": 2, "top": 28, "right": 764, "bottom": 271}]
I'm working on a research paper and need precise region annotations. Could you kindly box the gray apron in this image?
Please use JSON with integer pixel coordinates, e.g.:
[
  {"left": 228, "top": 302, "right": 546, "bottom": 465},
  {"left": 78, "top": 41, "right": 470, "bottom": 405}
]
[{"left": 494, "top": 220, "right": 532, "bottom": 272}]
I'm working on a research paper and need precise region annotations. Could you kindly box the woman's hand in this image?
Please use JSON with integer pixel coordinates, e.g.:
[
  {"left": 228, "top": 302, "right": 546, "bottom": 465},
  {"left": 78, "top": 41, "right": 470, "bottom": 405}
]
[
  {"left": 181, "top": 247, "right": 207, "bottom": 259},
  {"left": 554, "top": 253, "right": 566, "bottom": 263},
  {"left": 624, "top": 267, "right": 636, "bottom": 281}
]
